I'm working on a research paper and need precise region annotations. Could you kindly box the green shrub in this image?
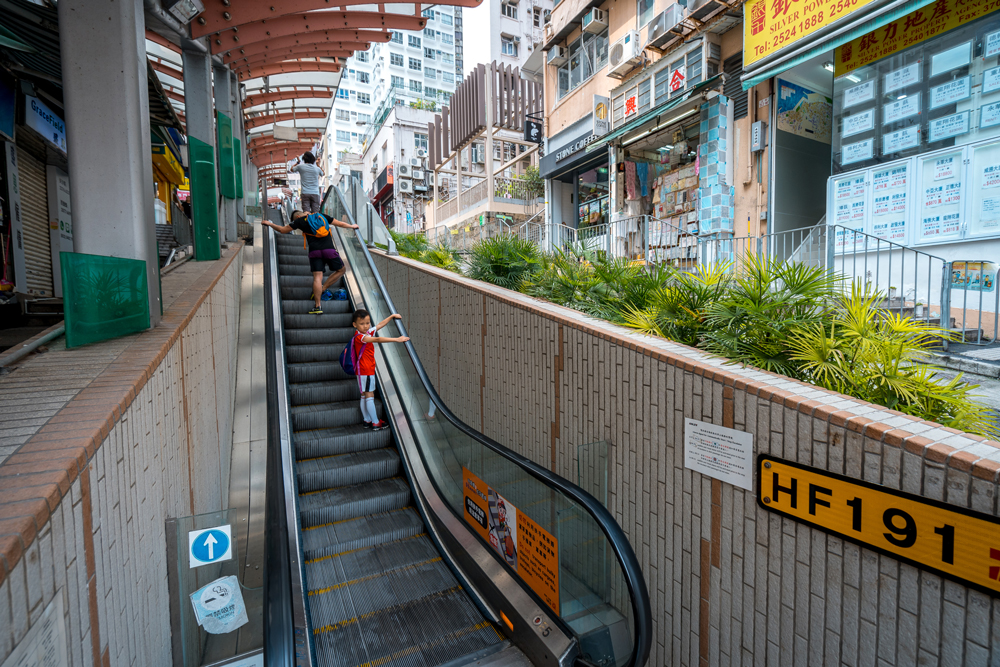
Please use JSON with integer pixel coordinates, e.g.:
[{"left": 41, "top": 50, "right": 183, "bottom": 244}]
[
  {"left": 466, "top": 234, "right": 541, "bottom": 291},
  {"left": 421, "top": 243, "right": 462, "bottom": 272},
  {"left": 389, "top": 230, "right": 429, "bottom": 259}
]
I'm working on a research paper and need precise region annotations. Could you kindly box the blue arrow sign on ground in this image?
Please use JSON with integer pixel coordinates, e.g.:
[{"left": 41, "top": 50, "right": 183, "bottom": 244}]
[{"left": 188, "top": 525, "right": 233, "bottom": 569}]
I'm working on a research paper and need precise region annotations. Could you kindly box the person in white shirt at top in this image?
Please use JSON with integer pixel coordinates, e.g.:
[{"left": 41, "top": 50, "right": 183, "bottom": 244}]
[{"left": 291, "top": 151, "right": 325, "bottom": 213}]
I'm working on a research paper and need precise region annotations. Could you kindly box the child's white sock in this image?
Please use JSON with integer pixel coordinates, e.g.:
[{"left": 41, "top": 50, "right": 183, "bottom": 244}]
[
  {"left": 365, "top": 396, "right": 378, "bottom": 423},
  {"left": 428, "top": 402, "right": 436, "bottom": 418},
  {"left": 360, "top": 398, "right": 373, "bottom": 423}
]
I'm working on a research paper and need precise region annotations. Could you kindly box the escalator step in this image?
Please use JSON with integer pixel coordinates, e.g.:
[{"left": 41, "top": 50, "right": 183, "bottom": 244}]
[
  {"left": 287, "top": 362, "right": 351, "bottom": 383},
  {"left": 299, "top": 477, "right": 411, "bottom": 528},
  {"left": 280, "top": 275, "right": 318, "bottom": 287},
  {"left": 279, "top": 264, "right": 316, "bottom": 277},
  {"left": 297, "top": 448, "right": 400, "bottom": 493},
  {"left": 302, "top": 508, "right": 424, "bottom": 562},
  {"left": 281, "top": 285, "right": 347, "bottom": 301},
  {"left": 284, "top": 313, "right": 354, "bottom": 330},
  {"left": 283, "top": 300, "right": 353, "bottom": 315},
  {"left": 312, "top": 586, "right": 502, "bottom": 667},
  {"left": 291, "top": 400, "right": 381, "bottom": 431},
  {"left": 286, "top": 344, "right": 349, "bottom": 364},
  {"left": 285, "top": 328, "right": 356, "bottom": 346},
  {"left": 294, "top": 424, "right": 392, "bottom": 460},
  {"left": 290, "top": 379, "right": 359, "bottom": 406},
  {"left": 305, "top": 533, "right": 440, "bottom": 590}
]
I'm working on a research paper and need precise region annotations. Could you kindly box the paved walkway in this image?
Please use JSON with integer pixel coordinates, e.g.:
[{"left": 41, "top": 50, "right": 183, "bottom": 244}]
[{"left": 0, "top": 247, "right": 242, "bottom": 466}]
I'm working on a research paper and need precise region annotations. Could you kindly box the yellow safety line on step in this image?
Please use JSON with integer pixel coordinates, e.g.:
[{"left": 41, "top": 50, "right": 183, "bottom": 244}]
[
  {"left": 299, "top": 475, "right": 405, "bottom": 496},
  {"left": 305, "top": 532, "right": 427, "bottom": 565},
  {"left": 311, "top": 585, "right": 463, "bottom": 634},
  {"left": 303, "top": 507, "right": 415, "bottom": 533},
  {"left": 308, "top": 557, "right": 442, "bottom": 596}
]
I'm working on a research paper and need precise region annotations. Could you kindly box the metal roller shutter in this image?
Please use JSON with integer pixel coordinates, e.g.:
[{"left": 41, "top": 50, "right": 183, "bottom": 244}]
[{"left": 16, "top": 145, "right": 53, "bottom": 297}]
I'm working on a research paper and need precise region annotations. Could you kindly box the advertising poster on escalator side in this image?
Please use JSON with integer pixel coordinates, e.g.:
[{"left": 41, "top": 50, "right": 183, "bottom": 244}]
[{"left": 462, "top": 467, "right": 560, "bottom": 613}]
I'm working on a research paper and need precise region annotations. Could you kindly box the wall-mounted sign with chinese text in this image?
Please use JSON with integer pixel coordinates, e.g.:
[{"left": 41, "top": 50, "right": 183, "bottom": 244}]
[
  {"left": 758, "top": 455, "right": 1000, "bottom": 597},
  {"left": 836, "top": 0, "right": 996, "bottom": 74},
  {"left": 744, "top": 0, "right": 882, "bottom": 67},
  {"left": 462, "top": 467, "right": 560, "bottom": 612}
]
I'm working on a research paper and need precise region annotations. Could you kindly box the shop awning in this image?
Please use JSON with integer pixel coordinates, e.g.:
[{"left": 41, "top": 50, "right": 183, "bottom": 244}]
[
  {"left": 586, "top": 75, "right": 722, "bottom": 153},
  {"left": 740, "top": 0, "right": 935, "bottom": 89}
]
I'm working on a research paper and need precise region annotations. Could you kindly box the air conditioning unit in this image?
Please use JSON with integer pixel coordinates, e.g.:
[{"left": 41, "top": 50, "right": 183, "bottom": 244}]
[
  {"left": 415, "top": 148, "right": 428, "bottom": 158},
  {"left": 397, "top": 164, "right": 410, "bottom": 177},
  {"left": 472, "top": 146, "right": 485, "bottom": 163},
  {"left": 411, "top": 169, "right": 425, "bottom": 180},
  {"left": 582, "top": 8, "right": 608, "bottom": 34},
  {"left": 427, "top": 173, "right": 435, "bottom": 185},
  {"left": 543, "top": 8, "right": 551, "bottom": 23},
  {"left": 410, "top": 157, "right": 423, "bottom": 167},
  {"left": 513, "top": 36, "right": 521, "bottom": 43},
  {"left": 645, "top": 5, "right": 685, "bottom": 49},
  {"left": 370, "top": 163, "right": 378, "bottom": 173},
  {"left": 398, "top": 179, "right": 413, "bottom": 193},
  {"left": 609, "top": 31, "right": 642, "bottom": 77},
  {"left": 547, "top": 45, "right": 567, "bottom": 66}
]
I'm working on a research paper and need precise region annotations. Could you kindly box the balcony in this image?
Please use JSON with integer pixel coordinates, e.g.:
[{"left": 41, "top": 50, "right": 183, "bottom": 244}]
[
  {"left": 434, "top": 176, "right": 543, "bottom": 228},
  {"left": 370, "top": 163, "right": 393, "bottom": 201}
]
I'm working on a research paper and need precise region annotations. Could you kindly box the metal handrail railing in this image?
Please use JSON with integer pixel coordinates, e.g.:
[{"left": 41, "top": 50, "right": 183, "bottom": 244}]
[{"left": 325, "top": 183, "right": 653, "bottom": 667}]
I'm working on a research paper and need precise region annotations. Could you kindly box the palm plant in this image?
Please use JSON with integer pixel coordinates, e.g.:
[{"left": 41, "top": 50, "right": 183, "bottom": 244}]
[
  {"left": 466, "top": 234, "right": 541, "bottom": 290},
  {"left": 421, "top": 243, "right": 462, "bottom": 272},
  {"left": 523, "top": 249, "right": 618, "bottom": 319}
]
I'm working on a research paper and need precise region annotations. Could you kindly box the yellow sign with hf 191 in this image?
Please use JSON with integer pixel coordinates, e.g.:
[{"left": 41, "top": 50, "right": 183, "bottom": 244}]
[{"left": 758, "top": 456, "right": 1000, "bottom": 596}]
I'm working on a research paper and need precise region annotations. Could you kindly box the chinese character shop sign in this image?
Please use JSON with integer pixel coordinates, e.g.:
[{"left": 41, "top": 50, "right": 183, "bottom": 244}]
[
  {"left": 670, "top": 66, "right": 686, "bottom": 92},
  {"left": 836, "top": 0, "right": 995, "bottom": 74},
  {"left": 743, "top": 0, "right": 882, "bottom": 67},
  {"left": 624, "top": 92, "right": 638, "bottom": 118}
]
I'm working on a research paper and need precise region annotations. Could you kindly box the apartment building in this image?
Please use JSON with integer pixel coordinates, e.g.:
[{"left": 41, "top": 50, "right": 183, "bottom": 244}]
[
  {"left": 477, "top": 0, "right": 554, "bottom": 81},
  {"left": 327, "top": 7, "right": 464, "bottom": 174}
]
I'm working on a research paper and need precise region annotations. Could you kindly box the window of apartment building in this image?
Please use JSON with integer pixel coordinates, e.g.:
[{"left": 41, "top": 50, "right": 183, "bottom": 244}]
[
  {"left": 440, "top": 12, "right": 453, "bottom": 25},
  {"left": 637, "top": 78, "right": 651, "bottom": 114},
  {"left": 414, "top": 133, "right": 428, "bottom": 151},
  {"left": 441, "top": 92, "right": 452, "bottom": 104},
  {"left": 424, "top": 27, "right": 435, "bottom": 38},
  {"left": 425, "top": 47, "right": 436, "bottom": 60},
  {"left": 409, "top": 35, "right": 421, "bottom": 48},
  {"left": 533, "top": 8, "right": 542, "bottom": 27},
  {"left": 442, "top": 53, "right": 454, "bottom": 65},
  {"left": 356, "top": 51, "right": 369, "bottom": 62},
  {"left": 390, "top": 53, "right": 404, "bottom": 67},
  {"left": 501, "top": 3, "right": 517, "bottom": 19},
  {"left": 409, "top": 57, "right": 422, "bottom": 71},
  {"left": 335, "top": 109, "right": 351, "bottom": 121},
  {"left": 638, "top": 0, "right": 655, "bottom": 27},
  {"left": 422, "top": 8, "right": 434, "bottom": 18},
  {"left": 442, "top": 71, "right": 455, "bottom": 83},
  {"left": 357, "top": 71, "right": 370, "bottom": 83},
  {"left": 441, "top": 33, "right": 454, "bottom": 45},
  {"left": 391, "top": 31, "right": 403, "bottom": 43},
  {"left": 349, "top": 68, "right": 356, "bottom": 79},
  {"left": 337, "top": 88, "right": 350, "bottom": 99},
  {"left": 410, "top": 80, "right": 423, "bottom": 92},
  {"left": 425, "top": 68, "right": 437, "bottom": 79},
  {"left": 357, "top": 113, "right": 371, "bottom": 124},
  {"left": 501, "top": 36, "right": 517, "bottom": 57},
  {"left": 556, "top": 29, "right": 609, "bottom": 99},
  {"left": 611, "top": 91, "right": 624, "bottom": 125},
  {"left": 358, "top": 92, "right": 371, "bottom": 104},
  {"left": 336, "top": 130, "right": 350, "bottom": 141},
  {"left": 391, "top": 75, "right": 404, "bottom": 88}
]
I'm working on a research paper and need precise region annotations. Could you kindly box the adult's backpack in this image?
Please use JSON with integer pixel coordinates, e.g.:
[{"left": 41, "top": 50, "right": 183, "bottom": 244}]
[
  {"left": 301, "top": 213, "right": 330, "bottom": 248},
  {"left": 339, "top": 335, "right": 367, "bottom": 376}
]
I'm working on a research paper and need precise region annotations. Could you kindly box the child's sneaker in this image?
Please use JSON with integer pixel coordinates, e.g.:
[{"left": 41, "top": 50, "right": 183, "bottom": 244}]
[
  {"left": 320, "top": 290, "right": 334, "bottom": 301},
  {"left": 362, "top": 421, "right": 374, "bottom": 430},
  {"left": 372, "top": 420, "right": 390, "bottom": 431},
  {"left": 308, "top": 306, "right": 323, "bottom": 315}
]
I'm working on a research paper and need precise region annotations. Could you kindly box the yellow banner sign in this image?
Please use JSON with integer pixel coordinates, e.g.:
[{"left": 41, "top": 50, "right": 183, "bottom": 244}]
[
  {"left": 758, "top": 456, "right": 1000, "bottom": 596},
  {"left": 836, "top": 0, "right": 997, "bottom": 74},
  {"left": 744, "top": 0, "right": 882, "bottom": 67}
]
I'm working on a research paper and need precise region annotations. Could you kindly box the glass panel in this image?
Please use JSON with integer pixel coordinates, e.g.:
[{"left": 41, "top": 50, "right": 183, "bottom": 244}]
[
  {"left": 323, "top": 181, "right": 638, "bottom": 667},
  {"left": 62, "top": 252, "right": 150, "bottom": 348},
  {"left": 969, "top": 140, "right": 1000, "bottom": 238},
  {"left": 916, "top": 149, "right": 963, "bottom": 244}
]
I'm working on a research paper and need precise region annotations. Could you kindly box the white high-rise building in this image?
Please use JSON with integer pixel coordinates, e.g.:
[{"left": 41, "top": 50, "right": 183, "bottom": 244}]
[
  {"left": 471, "top": 0, "right": 552, "bottom": 80},
  {"left": 327, "top": 7, "right": 464, "bottom": 172}
]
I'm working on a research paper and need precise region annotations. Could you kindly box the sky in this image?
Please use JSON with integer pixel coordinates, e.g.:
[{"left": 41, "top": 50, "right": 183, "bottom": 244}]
[{"left": 462, "top": 1, "right": 490, "bottom": 78}]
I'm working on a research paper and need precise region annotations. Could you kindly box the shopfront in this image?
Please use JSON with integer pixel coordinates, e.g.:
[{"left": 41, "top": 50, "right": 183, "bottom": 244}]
[{"left": 540, "top": 113, "right": 610, "bottom": 230}]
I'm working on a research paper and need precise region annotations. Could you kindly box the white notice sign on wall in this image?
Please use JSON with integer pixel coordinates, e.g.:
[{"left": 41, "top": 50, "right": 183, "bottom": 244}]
[
  {"left": 0, "top": 592, "right": 67, "bottom": 667},
  {"left": 684, "top": 419, "right": 754, "bottom": 490}
]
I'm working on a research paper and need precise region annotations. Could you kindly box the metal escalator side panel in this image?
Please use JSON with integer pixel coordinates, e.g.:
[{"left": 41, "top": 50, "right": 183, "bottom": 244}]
[{"left": 264, "top": 225, "right": 315, "bottom": 667}]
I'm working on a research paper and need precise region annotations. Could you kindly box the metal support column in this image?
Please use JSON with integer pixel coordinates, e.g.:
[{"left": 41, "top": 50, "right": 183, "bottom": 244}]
[
  {"left": 58, "top": 0, "right": 161, "bottom": 324},
  {"left": 231, "top": 72, "right": 246, "bottom": 222},
  {"left": 182, "top": 45, "right": 221, "bottom": 260},
  {"left": 215, "top": 64, "right": 237, "bottom": 243}
]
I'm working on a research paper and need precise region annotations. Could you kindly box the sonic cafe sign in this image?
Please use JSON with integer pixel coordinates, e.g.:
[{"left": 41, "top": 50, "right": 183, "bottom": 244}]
[{"left": 744, "top": 0, "right": 882, "bottom": 66}]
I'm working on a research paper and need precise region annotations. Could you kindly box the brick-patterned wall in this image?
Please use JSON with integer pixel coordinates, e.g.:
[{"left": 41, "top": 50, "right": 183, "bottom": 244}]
[
  {"left": 0, "top": 249, "right": 242, "bottom": 667},
  {"left": 374, "top": 252, "right": 1000, "bottom": 667}
]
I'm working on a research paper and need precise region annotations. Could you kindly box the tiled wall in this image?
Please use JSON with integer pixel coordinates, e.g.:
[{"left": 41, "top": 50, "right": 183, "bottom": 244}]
[
  {"left": 373, "top": 252, "right": 1000, "bottom": 667},
  {"left": 0, "top": 251, "right": 242, "bottom": 667}
]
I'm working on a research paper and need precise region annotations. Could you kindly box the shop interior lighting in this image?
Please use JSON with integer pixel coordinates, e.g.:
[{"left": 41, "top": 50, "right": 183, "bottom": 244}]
[
  {"left": 846, "top": 74, "right": 861, "bottom": 83},
  {"left": 823, "top": 62, "right": 835, "bottom": 72}
]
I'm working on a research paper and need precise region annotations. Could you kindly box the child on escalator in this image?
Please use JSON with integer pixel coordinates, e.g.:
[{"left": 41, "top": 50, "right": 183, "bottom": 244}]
[{"left": 351, "top": 309, "right": 410, "bottom": 430}]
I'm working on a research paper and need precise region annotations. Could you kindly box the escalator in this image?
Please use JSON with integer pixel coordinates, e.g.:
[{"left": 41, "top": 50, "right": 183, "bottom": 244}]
[{"left": 263, "top": 182, "right": 652, "bottom": 667}]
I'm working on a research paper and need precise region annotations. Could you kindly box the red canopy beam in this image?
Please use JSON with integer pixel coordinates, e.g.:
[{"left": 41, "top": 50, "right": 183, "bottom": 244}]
[
  {"left": 244, "top": 89, "right": 334, "bottom": 108},
  {"left": 236, "top": 61, "right": 341, "bottom": 81},
  {"left": 145, "top": 29, "right": 181, "bottom": 52},
  {"left": 250, "top": 140, "right": 320, "bottom": 154},
  {"left": 246, "top": 110, "right": 328, "bottom": 129},
  {"left": 228, "top": 46, "right": 354, "bottom": 69},
  {"left": 150, "top": 58, "right": 183, "bottom": 81},
  {"left": 215, "top": 30, "right": 386, "bottom": 59},
  {"left": 208, "top": 12, "right": 426, "bottom": 54},
  {"left": 193, "top": 0, "right": 483, "bottom": 36},
  {"left": 249, "top": 132, "right": 323, "bottom": 149}
]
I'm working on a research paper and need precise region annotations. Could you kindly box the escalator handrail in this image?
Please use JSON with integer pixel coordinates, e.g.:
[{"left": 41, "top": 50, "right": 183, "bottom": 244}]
[{"left": 325, "top": 184, "right": 653, "bottom": 667}]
